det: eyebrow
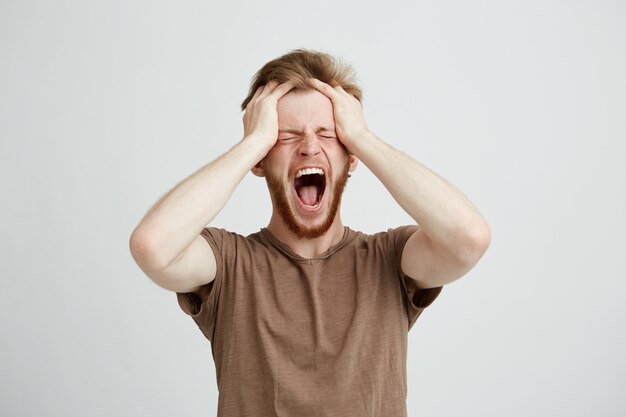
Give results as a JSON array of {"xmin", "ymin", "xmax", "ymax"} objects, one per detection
[{"xmin": 279, "ymin": 127, "xmax": 335, "ymax": 134}]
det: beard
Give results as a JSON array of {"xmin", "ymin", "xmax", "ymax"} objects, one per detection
[{"xmin": 265, "ymin": 159, "xmax": 350, "ymax": 239}]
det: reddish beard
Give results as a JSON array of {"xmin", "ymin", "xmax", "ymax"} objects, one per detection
[{"xmin": 265, "ymin": 160, "xmax": 350, "ymax": 239}]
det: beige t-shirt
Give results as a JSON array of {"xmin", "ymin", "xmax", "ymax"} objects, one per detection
[{"xmin": 176, "ymin": 225, "xmax": 443, "ymax": 417}]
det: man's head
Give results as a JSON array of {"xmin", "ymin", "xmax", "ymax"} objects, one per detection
[
  {"xmin": 241, "ymin": 49, "xmax": 362, "ymax": 111},
  {"xmin": 247, "ymin": 49, "xmax": 362, "ymax": 238}
]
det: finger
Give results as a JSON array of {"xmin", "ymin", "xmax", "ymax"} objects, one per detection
[
  {"xmin": 334, "ymin": 85, "xmax": 358, "ymax": 103},
  {"xmin": 268, "ymin": 80, "xmax": 296, "ymax": 100},
  {"xmin": 251, "ymin": 84, "xmax": 266, "ymax": 101},
  {"xmin": 246, "ymin": 84, "xmax": 266, "ymax": 110},
  {"xmin": 335, "ymin": 85, "xmax": 350, "ymax": 96},
  {"xmin": 305, "ymin": 78, "xmax": 340, "ymax": 101},
  {"xmin": 250, "ymin": 82, "xmax": 274, "ymax": 106},
  {"xmin": 331, "ymin": 84, "xmax": 361, "ymax": 107},
  {"xmin": 258, "ymin": 80, "xmax": 279, "ymax": 100}
]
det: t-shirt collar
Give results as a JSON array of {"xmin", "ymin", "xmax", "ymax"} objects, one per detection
[{"xmin": 259, "ymin": 226, "xmax": 356, "ymax": 261}]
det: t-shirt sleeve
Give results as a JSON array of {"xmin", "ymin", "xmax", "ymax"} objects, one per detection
[
  {"xmin": 175, "ymin": 227, "xmax": 227, "ymax": 342},
  {"xmin": 388, "ymin": 225, "xmax": 443, "ymax": 331}
]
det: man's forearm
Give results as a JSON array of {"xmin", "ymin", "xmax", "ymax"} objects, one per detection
[
  {"xmin": 351, "ymin": 131, "xmax": 490, "ymax": 259},
  {"xmin": 131, "ymin": 81, "xmax": 295, "ymax": 269},
  {"xmin": 131, "ymin": 135, "xmax": 267, "ymax": 269}
]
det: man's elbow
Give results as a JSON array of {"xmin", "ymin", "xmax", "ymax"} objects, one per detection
[
  {"xmin": 459, "ymin": 223, "xmax": 491, "ymax": 266},
  {"xmin": 129, "ymin": 227, "xmax": 166, "ymax": 271}
]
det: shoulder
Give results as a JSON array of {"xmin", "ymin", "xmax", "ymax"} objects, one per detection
[
  {"xmin": 201, "ymin": 227, "xmax": 264, "ymax": 243},
  {"xmin": 344, "ymin": 225, "xmax": 419, "ymax": 254},
  {"xmin": 348, "ymin": 225, "xmax": 418, "ymax": 243},
  {"xmin": 200, "ymin": 227, "xmax": 274, "ymax": 255}
]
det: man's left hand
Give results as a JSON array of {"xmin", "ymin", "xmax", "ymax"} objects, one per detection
[{"xmin": 305, "ymin": 78, "xmax": 370, "ymax": 153}]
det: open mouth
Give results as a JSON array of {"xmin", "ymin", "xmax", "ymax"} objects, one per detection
[{"xmin": 294, "ymin": 167, "xmax": 326, "ymax": 208}]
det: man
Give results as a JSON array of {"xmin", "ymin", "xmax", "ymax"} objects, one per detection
[{"xmin": 130, "ymin": 49, "xmax": 491, "ymax": 417}]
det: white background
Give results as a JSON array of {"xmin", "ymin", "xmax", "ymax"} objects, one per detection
[{"xmin": 1, "ymin": 0, "xmax": 625, "ymax": 416}]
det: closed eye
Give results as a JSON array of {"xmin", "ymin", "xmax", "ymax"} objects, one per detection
[
  {"xmin": 320, "ymin": 135, "xmax": 336, "ymax": 139},
  {"xmin": 279, "ymin": 137, "xmax": 298, "ymax": 141}
]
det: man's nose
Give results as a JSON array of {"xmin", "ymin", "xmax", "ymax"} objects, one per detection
[{"xmin": 298, "ymin": 133, "xmax": 322, "ymax": 157}]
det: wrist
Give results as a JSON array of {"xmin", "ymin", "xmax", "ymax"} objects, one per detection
[
  {"xmin": 240, "ymin": 133, "xmax": 275, "ymax": 160},
  {"xmin": 345, "ymin": 129, "xmax": 378, "ymax": 158},
  {"xmin": 236, "ymin": 133, "xmax": 265, "ymax": 156}
]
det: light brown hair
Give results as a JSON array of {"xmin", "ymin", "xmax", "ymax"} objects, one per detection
[{"xmin": 240, "ymin": 48, "xmax": 363, "ymax": 111}]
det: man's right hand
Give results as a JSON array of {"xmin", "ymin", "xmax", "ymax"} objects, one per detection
[
  {"xmin": 242, "ymin": 80, "xmax": 296, "ymax": 154},
  {"xmin": 130, "ymin": 80, "xmax": 296, "ymax": 295}
]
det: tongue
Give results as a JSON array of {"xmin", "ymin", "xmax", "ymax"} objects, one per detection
[{"xmin": 298, "ymin": 185, "xmax": 319, "ymax": 206}]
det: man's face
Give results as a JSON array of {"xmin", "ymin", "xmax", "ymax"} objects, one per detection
[{"xmin": 256, "ymin": 88, "xmax": 357, "ymax": 239}]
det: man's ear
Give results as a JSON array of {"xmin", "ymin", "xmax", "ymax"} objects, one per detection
[
  {"xmin": 251, "ymin": 160, "xmax": 266, "ymax": 177},
  {"xmin": 348, "ymin": 154, "xmax": 359, "ymax": 174}
]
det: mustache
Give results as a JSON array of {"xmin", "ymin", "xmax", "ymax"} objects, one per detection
[{"xmin": 264, "ymin": 162, "xmax": 350, "ymax": 239}]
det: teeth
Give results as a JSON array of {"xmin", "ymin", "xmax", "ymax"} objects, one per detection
[{"xmin": 296, "ymin": 167, "xmax": 324, "ymax": 178}]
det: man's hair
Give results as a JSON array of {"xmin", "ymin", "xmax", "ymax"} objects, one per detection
[{"xmin": 240, "ymin": 48, "xmax": 363, "ymax": 111}]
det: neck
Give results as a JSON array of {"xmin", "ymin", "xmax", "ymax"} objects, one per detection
[{"xmin": 266, "ymin": 213, "xmax": 346, "ymax": 259}]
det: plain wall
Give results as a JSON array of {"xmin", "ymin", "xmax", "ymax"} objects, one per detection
[{"xmin": 1, "ymin": 0, "xmax": 624, "ymax": 416}]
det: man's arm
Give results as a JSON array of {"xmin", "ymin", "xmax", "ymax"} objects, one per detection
[
  {"xmin": 306, "ymin": 78, "xmax": 491, "ymax": 288},
  {"xmin": 349, "ymin": 133, "xmax": 490, "ymax": 288},
  {"xmin": 129, "ymin": 81, "xmax": 294, "ymax": 292}
]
